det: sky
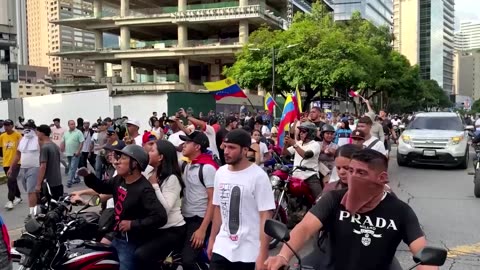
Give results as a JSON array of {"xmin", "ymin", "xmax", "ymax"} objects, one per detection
[{"xmin": 455, "ymin": 0, "xmax": 480, "ymax": 30}]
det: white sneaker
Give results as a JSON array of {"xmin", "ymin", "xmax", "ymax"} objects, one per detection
[
  {"xmin": 4, "ymin": 201, "xmax": 13, "ymax": 210},
  {"xmin": 13, "ymin": 197, "xmax": 22, "ymax": 206}
]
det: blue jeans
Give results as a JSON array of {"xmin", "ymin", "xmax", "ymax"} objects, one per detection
[
  {"xmin": 112, "ymin": 237, "xmax": 137, "ymax": 270},
  {"xmin": 66, "ymin": 155, "xmax": 80, "ymax": 185},
  {"xmin": 95, "ymin": 155, "xmax": 104, "ymax": 180}
]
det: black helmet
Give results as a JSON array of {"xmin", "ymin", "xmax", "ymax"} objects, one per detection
[
  {"xmin": 321, "ymin": 124, "xmax": 335, "ymax": 133},
  {"xmin": 114, "ymin": 144, "xmax": 149, "ymax": 171},
  {"xmin": 298, "ymin": 122, "xmax": 318, "ymax": 140}
]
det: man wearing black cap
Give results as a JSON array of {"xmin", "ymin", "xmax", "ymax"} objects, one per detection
[
  {"xmin": 216, "ymin": 116, "xmax": 238, "ymax": 165},
  {"xmin": 179, "ymin": 131, "xmax": 219, "ymax": 270},
  {"xmin": 208, "ymin": 129, "xmax": 275, "ymax": 270},
  {"xmin": 0, "ymin": 119, "xmax": 23, "ymax": 210}
]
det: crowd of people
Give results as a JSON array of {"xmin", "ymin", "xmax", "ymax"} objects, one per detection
[{"xmin": 0, "ymin": 102, "xmax": 434, "ymax": 270}]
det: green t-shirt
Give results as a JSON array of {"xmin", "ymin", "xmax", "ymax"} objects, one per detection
[{"xmin": 62, "ymin": 129, "xmax": 84, "ymax": 156}]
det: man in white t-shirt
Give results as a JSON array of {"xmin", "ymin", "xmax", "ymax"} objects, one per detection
[
  {"xmin": 168, "ymin": 118, "xmax": 186, "ymax": 164},
  {"xmin": 282, "ymin": 122, "xmax": 322, "ymax": 199},
  {"xmin": 178, "ymin": 108, "xmax": 220, "ymax": 158},
  {"xmin": 51, "ymin": 118, "xmax": 68, "ymax": 171},
  {"xmin": 475, "ymin": 117, "xmax": 480, "ymax": 132},
  {"xmin": 208, "ymin": 129, "xmax": 275, "ymax": 270},
  {"xmin": 357, "ymin": 116, "xmax": 387, "ymax": 156},
  {"xmin": 391, "ymin": 116, "xmax": 402, "ymax": 127},
  {"xmin": 9, "ymin": 120, "xmax": 40, "ymax": 220},
  {"xmin": 126, "ymin": 119, "xmax": 142, "ymax": 146}
]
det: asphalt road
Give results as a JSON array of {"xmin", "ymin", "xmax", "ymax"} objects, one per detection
[{"xmin": 3, "ymin": 149, "xmax": 480, "ymax": 269}]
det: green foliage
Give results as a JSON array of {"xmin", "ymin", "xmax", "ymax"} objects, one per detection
[{"xmin": 224, "ymin": 2, "xmax": 451, "ymax": 112}]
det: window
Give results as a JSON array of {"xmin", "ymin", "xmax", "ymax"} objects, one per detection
[
  {"xmin": 408, "ymin": 116, "xmax": 463, "ymax": 131},
  {"xmin": 26, "ymin": 92, "xmax": 32, "ymax": 96}
]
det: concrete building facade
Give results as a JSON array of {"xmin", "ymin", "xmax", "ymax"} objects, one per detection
[
  {"xmin": 0, "ymin": 0, "xmax": 19, "ymax": 99},
  {"xmin": 27, "ymin": 0, "xmax": 96, "ymax": 81},
  {"xmin": 455, "ymin": 21, "xmax": 480, "ymax": 52},
  {"xmin": 17, "ymin": 65, "xmax": 52, "ymax": 97},
  {"xmin": 50, "ymin": 0, "xmax": 296, "ymax": 93},
  {"xmin": 454, "ymin": 51, "xmax": 480, "ymax": 104},
  {"xmin": 393, "ymin": 0, "xmax": 455, "ymax": 94}
]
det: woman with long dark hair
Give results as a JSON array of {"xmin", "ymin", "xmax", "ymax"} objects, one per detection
[
  {"xmin": 334, "ymin": 119, "xmax": 352, "ymax": 147},
  {"xmin": 134, "ymin": 140, "xmax": 186, "ymax": 268}
]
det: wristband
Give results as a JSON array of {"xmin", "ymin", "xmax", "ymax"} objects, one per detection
[{"xmin": 277, "ymin": 254, "xmax": 289, "ymax": 264}]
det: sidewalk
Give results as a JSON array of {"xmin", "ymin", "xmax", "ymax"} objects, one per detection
[{"xmin": 0, "ymin": 171, "xmax": 87, "ymax": 240}]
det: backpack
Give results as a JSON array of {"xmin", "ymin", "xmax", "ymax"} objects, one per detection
[{"xmin": 182, "ymin": 162, "xmax": 207, "ymax": 188}]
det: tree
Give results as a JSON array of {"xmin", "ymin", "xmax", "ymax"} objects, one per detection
[
  {"xmin": 224, "ymin": 3, "xmax": 396, "ymax": 108},
  {"xmin": 224, "ymin": 2, "xmax": 451, "ymax": 112}
]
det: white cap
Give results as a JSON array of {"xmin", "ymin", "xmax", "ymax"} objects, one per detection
[
  {"xmin": 126, "ymin": 119, "xmax": 140, "ymax": 128},
  {"xmin": 84, "ymin": 119, "xmax": 90, "ymax": 123}
]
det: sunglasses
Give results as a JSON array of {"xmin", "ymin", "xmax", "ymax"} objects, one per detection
[{"xmin": 107, "ymin": 133, "xmax": 114, "ymax": 136}]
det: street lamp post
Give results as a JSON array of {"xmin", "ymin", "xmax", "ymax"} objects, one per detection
[{"xmin": 250, "ymin": 44, "xmax": 299, "ymax": 119}]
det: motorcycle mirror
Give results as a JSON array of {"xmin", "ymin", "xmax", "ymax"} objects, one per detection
[
  {"xmin": 412, "ymin": 246, "xmax": 447, "ymax": 267},
  {"xmin": 304, "ymin": 150, "xmax": 314, "ymax": 159},
  {"xmin": 264, "ymin": 219, "xmax": 290, "ymax": 242},
  {"xmin": 88, "ymin": 195, "xmax": 101, "ymax": 207}
]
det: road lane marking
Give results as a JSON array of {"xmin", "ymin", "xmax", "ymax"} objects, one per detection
[{"xmin": 448, "ymin": 242, "xmax": 480, "ymax": 258}]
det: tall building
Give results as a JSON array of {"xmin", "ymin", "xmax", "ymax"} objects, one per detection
[
  {"xmin": 18, "ymin": 65, "xmax": 52, "ymax": 97},
  {"xmin": 454, "ymin": 51, "xmax": 480, "ymax": 103},
  {"xmin": 393, "ymin": 0, "xmax": 455, "ymax": 94},
  {"xmin": 27, "ymin": 0, "xmax": 95, "ymax": 81},
  {"xmin": 332, "ymin": 0, "xmax": 394, "ymax": 27},
  {"xmin": 0, "ymin": 0, "xmax": 18, "ymax": 99},
  {"xmin": 16, "ymin": 0, "xmax": 28, "ymax": 65},
  {"xmin": 455, "ymin": 21, "xmax": 480, "ymax": 51},
  {"xmin": 50, "ymin": 0, "xmax": 296, "ymax": 93}
]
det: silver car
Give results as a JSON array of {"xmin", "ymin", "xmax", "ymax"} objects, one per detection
[{"xmin": 397, "ymin": 112, "xmax": 472, "ymax": 169}]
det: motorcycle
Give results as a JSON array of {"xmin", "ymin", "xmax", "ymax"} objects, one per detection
[
  {"xmin": 269, "ymin": 150, "xmax": 315, "ymax": 249},
  {"xmin": 264, "ymin": 219, "xmax": 448, "ymax": 270},
  {"xmin": 467, "ymin": 131, "xmax": 480, "ymax": 198},
  {"xmin": 13, "ymin": 194, "xmax": 120, "ymax": 270}
]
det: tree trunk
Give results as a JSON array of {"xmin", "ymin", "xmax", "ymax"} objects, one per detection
[{"xmin": 304, "ymin": 86, "xmax": 318, "ymax": 110}]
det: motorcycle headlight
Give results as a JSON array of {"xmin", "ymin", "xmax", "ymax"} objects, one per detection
[{"xmin": 270, "ymin": 175, "xmax": 281, "ymax": 186}]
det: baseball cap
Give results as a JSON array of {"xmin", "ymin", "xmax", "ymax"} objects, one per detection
[
  {"xmin": 126, "ymin": 119, "xmax": 140, "ymax": 128},
  {"xmin": 104, "ymin": 140, "xmax": 126, "ymax": 151},
  {"xmin": 180, "ymin": 131, "xmax": 209, "ymax": 150},
  {"xmin": 3, "ymin": 119, "xmax": 13, "ymax": 126},
  {"xmin": 107, "ymin": 127, "xmax": 115, "ymax": 135},
  {"xmin": 142, "ymin": 131, "xmax": 160, "ymax": 145},
  {"xmin": 226, "ymin": 116, "xmax": 237, "ymax": 125},
  {"xmin": 224, "ymin": 129, "xmax": 252, "ymax": 149},
  {"xmin": 351, "ymin": 129, "xmax": 366, "ymax": 140}
]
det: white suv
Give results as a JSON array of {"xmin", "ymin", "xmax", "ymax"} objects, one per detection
[{"xmin": 397, "ymin": 112, "xmax": 471, "ymax": 169}]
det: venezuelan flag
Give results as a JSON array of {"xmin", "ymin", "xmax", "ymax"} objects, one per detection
[
  {"xmin": 0, "ymin": 215, "xmax": 10, "ymax": 259},
  {"xmin": 203, "ymin": 78, "xmax": 247, "ymax": 101},
  {"xmin": 348, "ymin": 89, "xmax": 361, "ymax": 97},
  {"xmin": 264, "ymin": 93, "xmax": 276, "ymax": 112},
  {"xmin": 292, "ymin": 85, "xmax": 302, "ymax": 119},
  {"xmin": 277, "ymin": 94, "xmax": 298, "ymax": 147}
]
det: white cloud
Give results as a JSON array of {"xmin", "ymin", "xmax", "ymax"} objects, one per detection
[{"xmin": 455, "ymin": 0, "xmax": 480, "ymax": 30}]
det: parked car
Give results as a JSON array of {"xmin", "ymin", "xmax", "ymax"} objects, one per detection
[{"xmin": 397, "ymin": 112, "xmax": 473, "ymax": 169}]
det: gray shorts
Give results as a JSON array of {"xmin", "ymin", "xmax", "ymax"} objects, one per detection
[{"xmin": 19, "ymin": 167, "xmax": 40, "ymax": 193}]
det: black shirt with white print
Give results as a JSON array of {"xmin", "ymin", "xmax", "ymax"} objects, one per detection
[{"xmin": 309, "ymin": 189, "xmax": 424, "ymax": 270}]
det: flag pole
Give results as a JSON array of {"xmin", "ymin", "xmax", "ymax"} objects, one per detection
[{"xmin": 246, "ymin": 97, "xmax": 257, "ymax": 112}]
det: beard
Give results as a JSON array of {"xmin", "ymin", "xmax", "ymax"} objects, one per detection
[{"xmin": 225, "ymin": 153, "xmax": 243, "ymax": 165}]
